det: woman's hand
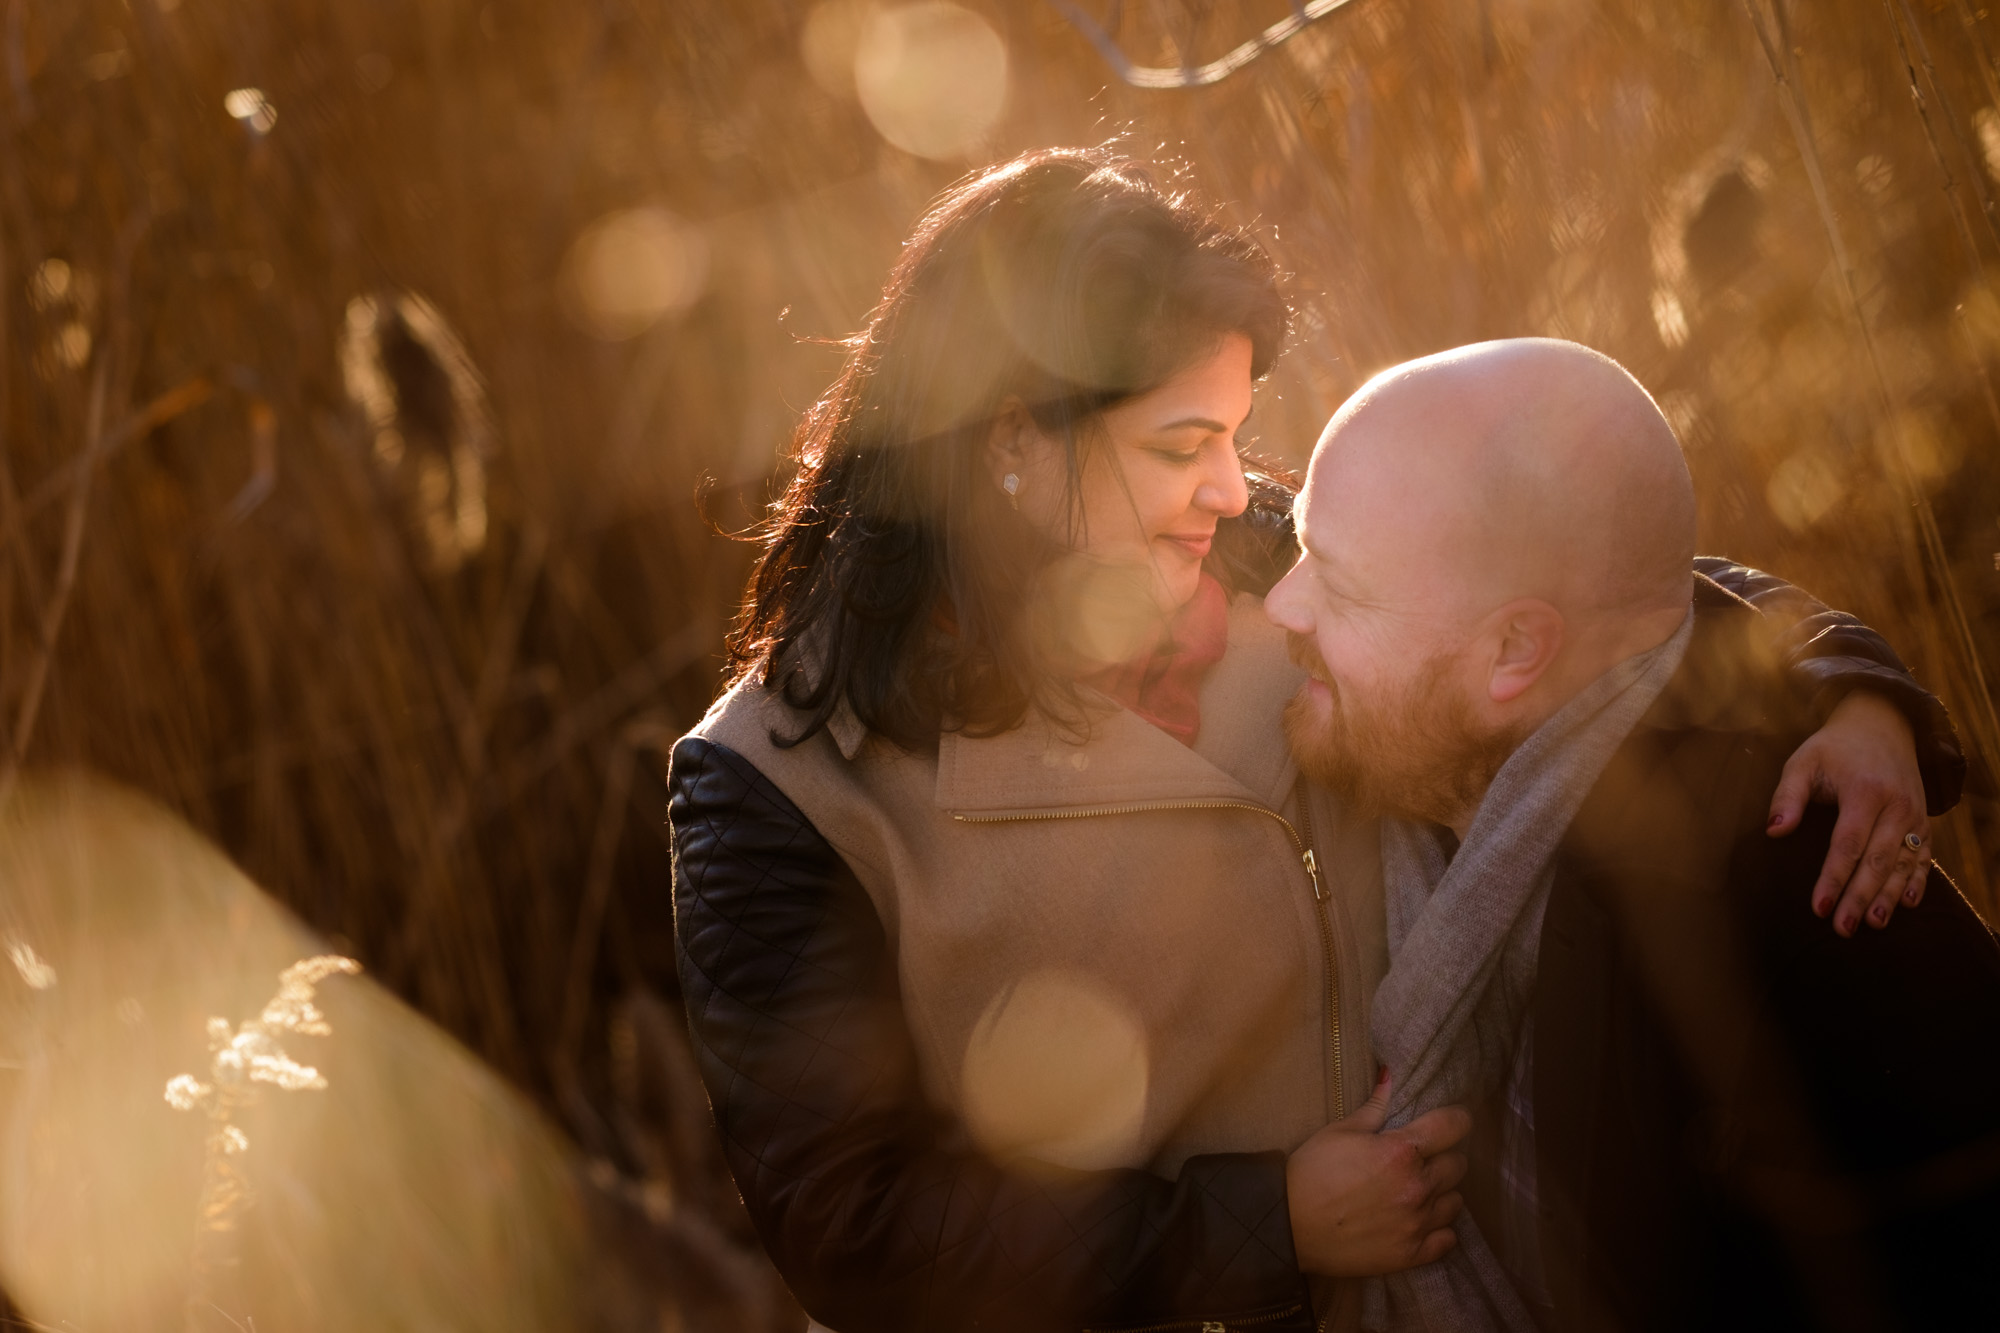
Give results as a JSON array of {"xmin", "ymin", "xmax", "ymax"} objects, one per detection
[
  {"xmin": 1768, "ymin": 690, "xmax": 1930, "ymax": 937},
  {"xmin": 1285, "ymin": 1074, "xmax": 1469, "ymax": 1277}
]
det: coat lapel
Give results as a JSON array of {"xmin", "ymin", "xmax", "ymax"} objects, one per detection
[{"xmin": 935, "ymin": 593, "xmax": 1305, "ymax": 814}]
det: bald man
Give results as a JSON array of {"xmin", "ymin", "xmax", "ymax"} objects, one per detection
[{"xmin": 1265, "ymin": 339, "xmax": 2000, "ymax": 1332}]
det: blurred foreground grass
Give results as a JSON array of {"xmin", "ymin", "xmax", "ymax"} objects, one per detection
[
  {"xmin": 2, "ymin": 0, "xmax": 1997, "ymax": 1327},
  {"xmin": 2, "ymin": 775, "xmax": 583, "ymax": 1330}
]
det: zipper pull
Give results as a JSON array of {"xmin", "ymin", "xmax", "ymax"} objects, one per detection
[{"xmin": 1302, "ymin": 848, "xmax": 1324, "ymax": 901}]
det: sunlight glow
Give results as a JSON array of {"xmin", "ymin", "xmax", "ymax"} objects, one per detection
[
  {"xmin": 855, "ymin": 3, "xmax": 1007, "ymax": 160},
  {"xmin": 959, "ymin": 969, "xmax": 1149, "ymax": 1170},
  {"xmin": 560, "ymin": 206, "xmax": 710, "ymax": 340},
  {"xmin": 802, "ymin": 0, "xmax": 872, "ymax": 99},
  {"xmin": 222, "ymin": 87, "xmax": 277, "ymax": 133}
]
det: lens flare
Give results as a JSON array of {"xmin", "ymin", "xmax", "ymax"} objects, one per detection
[
  {"xmin": 854, "ymin": 3, "xmax": 1007, "ymax": 160},
  {"xmin": 1766, "ymin": 450, "xmax": 1846, "ymax": 531},
  {"xmin": 802, "ymin": 0, "xmax": 872, "ymax": 99},
  {"xmin": 560, "ymin": 206, "xmax": 711, "ymax": 340},
  {"xmin": 959, "ymin": 969, "xmax": 1148, "ymax": 1170},
  {"xmin": 222, "ymin": 87, "xmax": 277, "ymax": 133}
]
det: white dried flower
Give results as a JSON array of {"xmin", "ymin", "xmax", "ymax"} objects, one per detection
[
  {"xmin": 164, "ymin": 955, "xmax": 359, "ymax": 1263},
  {"xmin": 258, "ymin": 955, "xmax": 360, "ymax": 1036},
  {"xmin": 5, "ymin": 936, "xmax": 56, "ymax": 990},
  {"xmin": 164, "ymin": 954, "xmax": 358, "ymax": 1123},
  {"xmin": 232, "ymin": 1025, "xmax": 327, "ymax": 1091},
  {"xmin": 164, "ymin": 1073, "xmax": 213, "ymax": 1112}
]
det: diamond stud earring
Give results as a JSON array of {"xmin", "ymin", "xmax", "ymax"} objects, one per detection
[{"xmin": 1002, "ymin": 473, "xmax": 1020, "ymax": 509}]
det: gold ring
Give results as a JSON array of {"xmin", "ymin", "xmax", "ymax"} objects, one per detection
[{"xmin": 1903, "ymin": 832, "xmax": 1924, "ymax": 852}]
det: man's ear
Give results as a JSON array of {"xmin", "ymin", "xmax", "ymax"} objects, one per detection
[
  {"xmin": 984, "ymin": 397, "xmax": 1039, "ymax": 493},
  {"xmin": 1483, "ymin": 598, "xmax": 1565, "ymax": 704}
]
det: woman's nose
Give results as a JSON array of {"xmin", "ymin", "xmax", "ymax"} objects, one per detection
[{"xmin": 1196, "ymin": 450, "xmax": 1250, "ymax": 517}]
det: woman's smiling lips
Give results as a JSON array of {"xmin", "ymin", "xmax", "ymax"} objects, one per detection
[{"xmin": 1159, "ymin": 532, "xmax": 1213, "ymax": 560}]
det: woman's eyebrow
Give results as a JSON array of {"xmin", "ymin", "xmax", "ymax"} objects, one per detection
[{"xmin": 1153, "ymin": 415, "xmax": 1231, "ymax": 433}]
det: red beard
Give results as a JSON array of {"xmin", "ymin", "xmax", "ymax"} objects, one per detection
[{"xmin": 1283, "ymin": 632, "xmax": 1524, "ymax": 828}]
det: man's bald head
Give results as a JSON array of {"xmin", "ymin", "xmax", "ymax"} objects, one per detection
[
  {"xmin": 1267, "ymin": 339, "xmax": 1698, "ymax": 830},
  {"xmin": 1303, "ymin": 338, "xmax": 1695, "ymax": 636}
]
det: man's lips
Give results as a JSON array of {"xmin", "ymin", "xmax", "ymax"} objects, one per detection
[
  {"xmin": 1159, "ymin": 532, "xmax": 1213, "ymax": 559},
  {"xmin": 1284, "ymin": 632, "xmax": 1334, "ymax": 704}
]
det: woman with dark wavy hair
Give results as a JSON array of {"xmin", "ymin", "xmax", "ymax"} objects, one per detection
[{"xmin": 667, "ymin": 147, "xmax": 1956, "ymax": 1333}]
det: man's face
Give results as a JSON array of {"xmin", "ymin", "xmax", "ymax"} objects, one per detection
[
  {"xmin": 1278, "ymin": 629, "xmax": 1517, "ymax": 828},
  {"xmin": 1264, "ymin": 442, "xmax": 1522, "ymax": 829}
]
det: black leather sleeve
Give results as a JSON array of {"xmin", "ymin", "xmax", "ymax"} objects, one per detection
[
  {"xmin": 669, "ymin": 735, "xmax": 1316, "ymax": 1333},
  {"xmin": 1693, "ymin": 556, "xmax": 1966, "ymax": 815}
]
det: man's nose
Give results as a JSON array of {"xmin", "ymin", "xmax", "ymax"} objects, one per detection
[{"xmin": 1264, "ymin": 563, "xmax": 1310, "ymax": 631}]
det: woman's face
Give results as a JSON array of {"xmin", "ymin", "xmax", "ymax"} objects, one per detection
[{"xmin": 999, "ymin": 333, "xmax": 1254, "ymax": 620}]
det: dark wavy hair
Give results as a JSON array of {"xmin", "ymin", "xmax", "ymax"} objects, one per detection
[{"xmin": 727, "ymin": 146, "xmax": 1295, "ymax": 748}]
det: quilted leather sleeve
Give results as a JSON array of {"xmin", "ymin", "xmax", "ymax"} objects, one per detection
[
  {"xmin": 1694, "ymin": 556, "xmax": 1966, "ymax": 814},
  {"xmin": 669, "ymin": 735, "xmax": 1316, "ymax": 1333}
]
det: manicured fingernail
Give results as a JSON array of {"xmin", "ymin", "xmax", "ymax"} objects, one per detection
[
  {"xmin": 1768, "ymin": 813, "xmax": 1783, "ymax": 829},
  {"xmin": 1837, "ymin": 912, "xmax": 1857, "ymax": 934},
  {"xmin": 1872, "ymin": 903, "xmax": 1888, "ymax": 924},
  {"xmin": 1905, "ymin": 885, "xmax": 1922, "ymax": 906}
]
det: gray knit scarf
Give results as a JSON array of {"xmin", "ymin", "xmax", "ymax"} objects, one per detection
[{"xmin": 1360, "ymin": 611, "xmax": 1693, "ymax": 1333}]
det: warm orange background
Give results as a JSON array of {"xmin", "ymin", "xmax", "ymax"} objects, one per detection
[{"xmin": 3, "ymin": 2, "xmax": 1996, "ymax": 1326}]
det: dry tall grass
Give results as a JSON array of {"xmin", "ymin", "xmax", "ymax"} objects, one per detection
[{"xmin": 2, "ymin": 0, "xmax": 1995, "ymax": 1327}]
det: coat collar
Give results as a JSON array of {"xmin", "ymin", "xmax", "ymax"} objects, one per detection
[
  {"xmin": 934, "ymin": 593, "xmax": 1305, "ymax": 814},
  {"xmin": 828, "ymin": 696, "xmax": 868, "ymax": 760}
]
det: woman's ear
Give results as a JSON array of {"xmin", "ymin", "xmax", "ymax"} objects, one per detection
[
  {"xmin": 1485, "ymin": 599, "xmax": 1565, "ymax": 704},
  {"xmin": 984, "ymin": 398, "xmax": 1038, "ymax": 495}
]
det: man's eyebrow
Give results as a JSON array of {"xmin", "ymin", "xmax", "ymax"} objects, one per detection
[{"xmin": 1294, "ymin": 526, "xmax": 1341, "ymax": 575}]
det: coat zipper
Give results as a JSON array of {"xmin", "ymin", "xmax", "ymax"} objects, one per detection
[
  {"xmin": 950, "ymin": 794, "xmax": 1344, "ymax": 1120},
  {"xmin": 1290, "ymin": 790, "xmax": 1343, "ymax": 1333},
  {"xmin": 1290, "ymin": 783, "xmax": 1345, "ymax": 1122}
]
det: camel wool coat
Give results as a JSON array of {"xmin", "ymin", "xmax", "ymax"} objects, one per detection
[{"xmin": 690, "ymin": 592, "xmax": 1386, "ymax": 1179}]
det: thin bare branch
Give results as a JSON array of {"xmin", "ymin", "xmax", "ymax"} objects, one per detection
[
  {"xmin": 12, "ymin": 375, "xmax": 215, "ymax": 531},
  {"xmin": 1048, "ymin": 0, "xmax": 1361, "ymax": 89},
  {"xmin": 0, "ymin": 355, "xmax": 108, "ymax": 807},
  {"xmin": 1885, "ymin": 0, "xmax": 2000, "ymax": 258},
  {"xmin": 558, "ymin": 715, "xmax": 677, "ymax": 1070}
]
